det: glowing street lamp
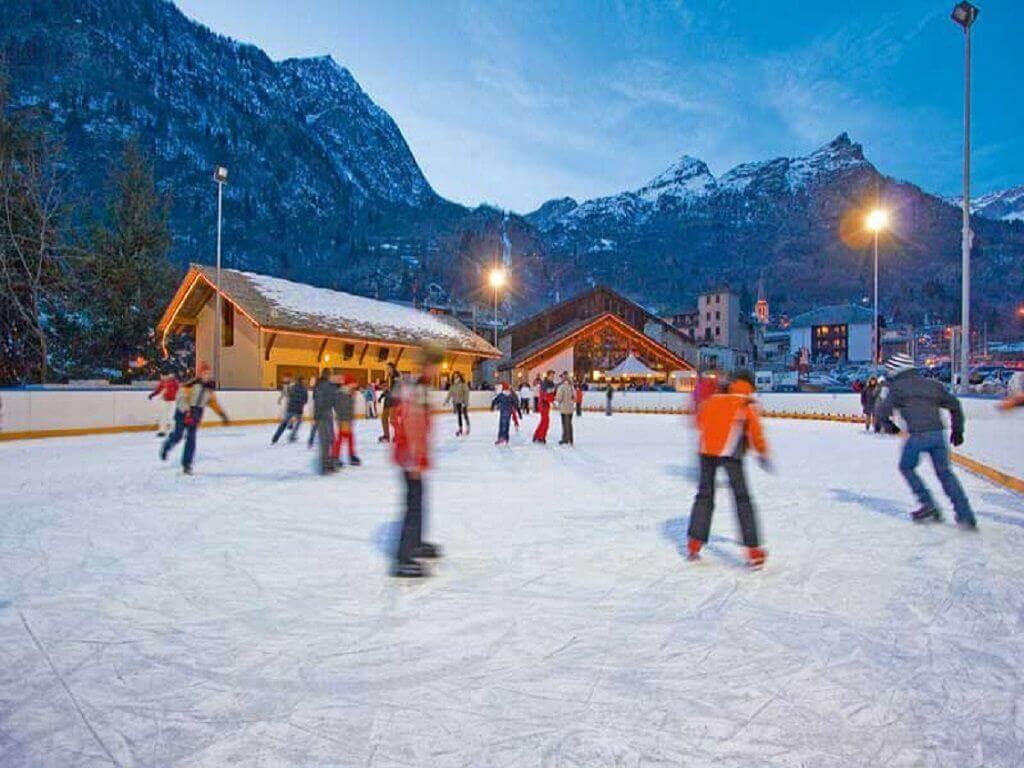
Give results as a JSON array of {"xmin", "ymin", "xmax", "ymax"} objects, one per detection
[
  {"xmin": 212, "ymin": 166, "xmax": 228, "ymax": 387},
  {"xmin": 866, "ymin": 208, "xmax": 888, "ymax": 366},
  {"xmin": 488, "ymin": 267, "xmax": 506, "ymax": 347},
  {"xmin": 952, "ymin": 1, "xmax": 979, "ymax": 391}
]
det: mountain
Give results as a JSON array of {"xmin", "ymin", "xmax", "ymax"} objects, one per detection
[
  {"xmin": 4, "ymin": 0, "xmax": 1023, "ymax": 332},
  {"xmin": 971, "ymin": 186, "xmax": 1024, "ymax": 222},
  {"xmin": 528, "ymin": 134, "xmax": 1024, "ymax": 331},
  {"xmin": 0, "ymin": 0, "xmax": 489, "ymax": 300}
]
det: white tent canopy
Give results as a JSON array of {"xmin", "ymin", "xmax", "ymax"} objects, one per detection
[{"xmin": 605, "ymin": 353, "xmax": 662, "ymax": 378}]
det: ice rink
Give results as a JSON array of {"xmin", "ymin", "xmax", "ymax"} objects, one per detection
[{"xmin": 1, "ymin": 411, "xmax": 1023, "ymax": 767}]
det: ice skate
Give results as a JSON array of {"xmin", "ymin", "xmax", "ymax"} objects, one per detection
[
  {"xmin": 747, "ymin": 547, "xmax": 767, "ymax": 570},
  {"xmin": 686, "ymin": 538, "xmax": 703, "ymax": 561},
  {"xmin": 349, "ymin": 456, "xmax": 362, "ymax": 466},
  {"xmin": 911, "ymin": 505, "xmax": 942, "ymax": 523},
  {"xmin": 412, "ymin": 542, "xmax": 443, "ymax": 559},
  {"xmin": 956, "ymin": 517, "xmax": 978, "ymax": 531},
  {"xmin": 391, "ymin": 559, "xmax": 428, "ymax": 578}
]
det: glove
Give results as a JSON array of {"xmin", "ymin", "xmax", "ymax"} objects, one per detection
[
  {"xmin": 757, "ymin": 455, "xmax": 773, "ymax": 473},
  {"xmin": 183, "ymin": 411, "xmax": 195, "ymax": 427},
  {"xmin": 951, "ymin": 431, "xmax": 964, "ymax": 447}
]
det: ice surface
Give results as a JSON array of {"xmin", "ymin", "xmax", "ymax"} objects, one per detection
[{"xmin": 1, "ymin": 414, "xmax": 1022, "ymax": 766}]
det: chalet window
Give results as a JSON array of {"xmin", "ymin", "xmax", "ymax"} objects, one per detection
[
  {"xmin": 715, "ymin": 294, "xmax": 720, "ymax": 303},
  {"xmin": 221, "ymin": 301, "xmax": 234, "ymax": 347},
  {"xmin": 377, "ymin": 346, "xmax": 389, "ymax": 362},
  {"xmin": 343, "ymin": 343, "xmax": 355, "ymax": 360},
  {"xmin": 706, "ymin": 312, "xmax": 711, "ymax": 321}
]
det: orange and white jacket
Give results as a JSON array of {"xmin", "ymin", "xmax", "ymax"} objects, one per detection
[{"xmin": 695, "ymin": 379, "xmax": 768, "ymax": 458}]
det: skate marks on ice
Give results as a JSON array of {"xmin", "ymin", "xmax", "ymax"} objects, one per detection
[
  {"xmin": 2, "ymin": 415, "xmax": 1024, "ymax": 765},
  {"xmin": 831, "ymin": 487, "xmax": 1024, "ymax": 529}
]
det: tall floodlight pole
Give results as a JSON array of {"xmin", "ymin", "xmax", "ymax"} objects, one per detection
[
  {"xmin": 952, "ymin": 1, "xmax": 979, "ymax": 391},
  {"xmin": 213, "ymin": 166, "xmax": 229, "ymax": 387},
  {"xmin": 866, "ymin": 209, "xmax": 889, "ymax": 367}
]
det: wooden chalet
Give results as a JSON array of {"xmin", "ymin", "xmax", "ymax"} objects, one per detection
[{"xmin": 157, "ymin": 265, "xmax": 500, "ymax": 389}]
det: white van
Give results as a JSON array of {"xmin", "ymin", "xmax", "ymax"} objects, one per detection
[{"xmin": 755, "ymin": 371, "xmax": 774, "ymax": 392}]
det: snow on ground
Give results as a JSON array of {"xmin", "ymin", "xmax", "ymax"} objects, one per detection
[{"xmin": 1, "ymin": 413, "xmax": 1023, "ymax": 767}]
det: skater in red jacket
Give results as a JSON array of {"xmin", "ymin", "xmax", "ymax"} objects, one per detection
[
  {"xmin": 391, "ymin": 344, "xmax": 445, "ymax": 578},
  {"xmin": 532, "ymin": 370, "xmax": 556, "ymax": 444},
  {"xmin": 148, "ymin": 371, "xmax": 179, "ymax": 437}
]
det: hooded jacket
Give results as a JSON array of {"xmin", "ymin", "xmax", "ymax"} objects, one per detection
[
  {"xmin": 876, "ymin": 369, "xmax": 964, "ymax": 435},
  {"xmin": 695, "ymin": 379, "xmax": 767, "ymax": 458}
]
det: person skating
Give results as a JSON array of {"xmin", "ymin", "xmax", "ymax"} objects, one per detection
[
  {"xmin": 272, "ymin": 376, "xmax": 308, "ymax": 444},
  {"xmin": 875, "ymin": 353, "xmax": 977, "ymax": 528},
  {"xmin": 311, "ymin": 370, "xmax": 338, "ymax": 473},
  {"xmin": 363, "ymin": 384, "xmax": 376, "ymax": 418},
  {"xmin": 307, "ymin": 374, "xmax": 322, "ymax": 448},
  {"xmin": 391, "ymin": 345, "xmax": 445, "ymax": 578},
  {"xmin": 574, "ymin": 381, "xmax": 584, "ymax": 417},
  {"xmin": 532, "ymin": 371, "xmax": 556, "ymax": 444},
  {"xmin": 148, "ymin": 370, "xmax": 179, "ymax": 436},
  {"xmin": 331, "ymin": 374, "xmax": 361, "ymax": 466},
  {"xmin": 1000, "ymin": 371, "xmax": 1024, "ymax": 410},
  {"xmin": 555, "ymin": 372, "xmax": 575, "ymax": 445},
  {"xmin": 491, "ymin": 383, "xmax": 519, "ymax": 444},
  {"xmin": 860, "ymin": 376, "xmax": 879, "ymax": 432},
  {"xmin": 532, "ymin": 375, "xmax": 542, "ymax": 413},
  {"xmin": 445, "ymin": 371, "xmax": 471, "ymax": 436},
  {"xmin": 378, "ymin": 362, "xmax": 400, "ymax": 443},
  {"xmin": 160, "ymin": 362, "xmax": 229, "ymax": 474},
  {"xmin": 686, "ymin": 369, "xmax": 769, "ymax": 569},
  {"xmin": 518, "ymin": 381, "xmax": 532, "ymax": 414}
]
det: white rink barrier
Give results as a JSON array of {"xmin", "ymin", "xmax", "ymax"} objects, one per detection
[{"xmin": 0, "ymin": 388, "xmax": 1013, "ymax": 438}]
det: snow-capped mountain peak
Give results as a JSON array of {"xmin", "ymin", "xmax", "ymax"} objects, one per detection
[
  {"xmin": 971, "ymin": 185, "xmax": 1024, "ymax": 222},
  {"xmin": 718, "ymin": 133, "xmax": 870, "ymax": 194},
  {"xmin": 637, "ymin": 155, "xmax": 717, "ymax": 202}
]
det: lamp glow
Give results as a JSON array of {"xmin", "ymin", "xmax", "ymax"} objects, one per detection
[
  {"xmin": 866, "ymin": 209, "xmax": 889, "ymax": 232},
  {"xmin": 488, "ymin": 268, "xmax": 507, "ymax": 289}
]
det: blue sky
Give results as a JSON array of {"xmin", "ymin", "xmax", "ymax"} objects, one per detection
[{"xmin": 175, "ymin": 0, "xmax": 1022, "ymax": 212}]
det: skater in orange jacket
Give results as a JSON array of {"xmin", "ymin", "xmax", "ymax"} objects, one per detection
[{"xmin": 686, "ymin": 369, "xmax": 770, "ymax": 569}]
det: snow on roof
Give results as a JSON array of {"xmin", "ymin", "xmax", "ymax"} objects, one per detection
[
  {"xmin": 787, "ymin": 304, "xmax": 874, "ymax": 329},
  {"xmin": 189, "ymin": 265, "xmax": 499, "ymax": 357}
]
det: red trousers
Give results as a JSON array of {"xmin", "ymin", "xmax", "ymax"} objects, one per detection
[
  {"xmin": 331, "ymin": 423, "xmax": 355, "ymax": 460},
  {"xmin": 533, "ymin": 405, "xmax": 550, "ymax": 441}
]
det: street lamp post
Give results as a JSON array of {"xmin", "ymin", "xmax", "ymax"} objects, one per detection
[
  {"xmin": 866, "ymin": 208, "xmax": 889, "ymax": 367},
  {"xmin": 952, "ymin": 1, "xmax": 979, "ymax": 391},
  {"xmin": 488, "ymin": 267, "xmax": 507, "ymax": 348},
  {"xmin": 213, "ymin": 166, "xmax": 228, "ymax": 387}
]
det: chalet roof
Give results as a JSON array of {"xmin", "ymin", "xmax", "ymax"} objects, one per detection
[
  {"xmin": 499, "ymin": 312, "xmax": 693, "ymax": 372},
  {"xmin": 158, "ymin": 265, "xmax": 500, "ymax": 358},
  {"xmin": 787, "ymin": 304, "xmax": 874, "ymax": 329}
]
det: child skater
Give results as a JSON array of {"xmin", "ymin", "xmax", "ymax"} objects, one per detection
[{"xmin": 492, "ymin": 383, "xmax": 518, "ymax": 445}]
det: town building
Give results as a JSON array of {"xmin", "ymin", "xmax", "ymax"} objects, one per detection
[
  {"xmin": 696, "ymin": 287, "xmax": 749, "ymax": 350},
  {"xmin": 157, "ymin": 265, "xmax": 500, "ymax": 389},
  {"xmin": 786, "ymin": 304, "xmax": 875, "ymax": 364},
  {"xmin": 497, "ymin": 286, "xmax": 697, "ymax": 389}
]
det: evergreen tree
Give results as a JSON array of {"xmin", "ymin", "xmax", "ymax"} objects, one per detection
[{"xmin": 79, "ymin": 140, "xmax": 175, "ymax": 381}]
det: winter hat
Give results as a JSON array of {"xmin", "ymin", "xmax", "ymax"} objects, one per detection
[
  {"xmin": 732, "ymin": 368, "xmax": 756, "ymax": 388},
  {"xmin": 885, "ymin": 353, "xmax": 916, "ymax": 377}
]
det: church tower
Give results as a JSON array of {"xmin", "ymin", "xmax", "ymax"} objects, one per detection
[{"xmin": 754, "ymin": 269, "xmax": 769, "ymax": 325}]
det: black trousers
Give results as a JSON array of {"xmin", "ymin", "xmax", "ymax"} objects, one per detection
[
  {"xmin": 688, "ymin": 455, "xmax": 760, "ymax": 548},
  {"xmin": 397, "ymin": 471, "xmax": 424, "ymax": 563},
  {"xmin": 455, "ymin": 404, "xmax": 470, "ymax": 433},
  {"xmin": 559, "ymin": 413, "xmax": 574, "ymax": 444}
]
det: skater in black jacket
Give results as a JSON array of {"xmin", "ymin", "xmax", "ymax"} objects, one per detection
[
  {"xmin": 876, "ymin": 353, "xmax": 977, "ymax": 528},
  {"xmin": 272, "ymin": 377, "xmax": 308, "ymax": 443},
  {"xmin": 311, "ymin": 372, "xmax": 338, "ymax": 473}
]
